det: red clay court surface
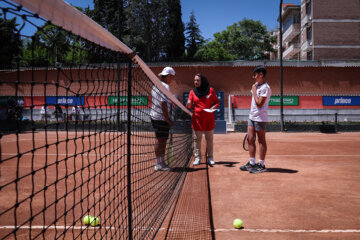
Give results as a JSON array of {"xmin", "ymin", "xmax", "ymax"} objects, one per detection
[
  {"xmin": 1, "ymin": 132, "xmax": 360, "ymax": 239},
  {"xmin": 209, "ymin": 132, "xmax": 360, "ymax": 240}
]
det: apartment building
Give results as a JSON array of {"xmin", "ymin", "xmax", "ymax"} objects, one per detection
[{"xmin": 271, "ymin": 0, "xmax": 360, "ymax": 61}]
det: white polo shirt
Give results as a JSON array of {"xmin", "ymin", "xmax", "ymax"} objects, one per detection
[
  {"xmin": 249, "ymin": 82, "xmax": 271, "ymax": 122},
  {"xmin": 150, "ymin": 82, "xmax": 171, "ymax": 121}
]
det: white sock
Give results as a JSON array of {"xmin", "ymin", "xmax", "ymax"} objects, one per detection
[
  {"xmin": 249, "ymin": 158, "xmax": 256, "ymax": 165},
  {"xmin": 259, "ymin": 160, "xmax": 265, "ymax": 167}
]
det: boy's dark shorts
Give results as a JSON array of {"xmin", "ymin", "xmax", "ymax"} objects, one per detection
[
  {"xmin": 248, "ymin": 119, "xmax": 267, "ymax": 131},
  {"xmin": 151, "ymin": 119, "xmax": 170, "ymax": 139}
]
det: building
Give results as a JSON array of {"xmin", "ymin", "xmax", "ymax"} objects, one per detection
[{"xmin": 272, "ymin": 0, "xmax": 360, "ymax": 61}]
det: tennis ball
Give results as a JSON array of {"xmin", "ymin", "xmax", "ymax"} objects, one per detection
[
  {"xmin": 83, "ymin": 215, "xmax": 92, "ymax": 225},
  {"xmin": 90, "ymin": 217, "xmax": 100, "ymax": 227},
  {"xmin": 233, "ymin": 218, "xmax": 243, "ymax": 229}
]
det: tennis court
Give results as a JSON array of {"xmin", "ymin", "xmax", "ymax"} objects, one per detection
[
  {"xmin": 209, "ymin": 132, "xmax": 360, "ymax": 240},
  {"xmin": 1, "ymin": 0, "xmax": 360, "ymax": 239}
]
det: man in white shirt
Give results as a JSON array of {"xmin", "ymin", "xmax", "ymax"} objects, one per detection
[
  {"xmin": 240, "ymin": 65, "xmax": 271, "ymax": 173},
  {"xmin": 71, "ymin": 104, "xmax": 80, "ymax": 121},
  {"xmin": 150, "ymin": 67, "xmax": 175, "ymax": 171},
  {"xmin": 40, "ymin": 105, "xmax": 49, "ymax": 120}
]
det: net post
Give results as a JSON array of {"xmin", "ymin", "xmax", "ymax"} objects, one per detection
[{"xmin": 126, "ymin": 59, "xmax": 133, "ymax": 240}]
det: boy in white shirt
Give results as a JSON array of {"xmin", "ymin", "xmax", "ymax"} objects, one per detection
[
  {"xmin": 240, "ymin": 65, "xmax": 271, "ymax": 173},
  {"xmin": 150, "ymin": 67, "xmax": 175, "ymax": 171}
]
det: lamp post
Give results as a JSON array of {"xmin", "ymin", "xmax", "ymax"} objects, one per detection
[{"xmin": 279, "ymin": 0, "xmax": 284, "ymax": 131}]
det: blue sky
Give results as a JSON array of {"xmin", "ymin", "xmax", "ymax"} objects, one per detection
[
  {"xmin": 64, "ymin": 0, "xmax": 301, "ymax": 40},
  {"xmin": 4, "ymin": 0, "xmax": 301, "ymax": 40}
]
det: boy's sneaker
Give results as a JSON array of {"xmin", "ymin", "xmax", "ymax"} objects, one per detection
[
  {"xmin": 240, "ymin": 161, "xmax": 255, "ymax": 171},
  {"xmin": 208, "ymin": 157, "xmax": 215, "ymax": 165},
  {"xmin": 249, "ymin": 163, "xmax": 268, "ymax": 174},
  {"xmin": 154, "ymin": 162, "xmax": 170, "ymax": 171},
  {"xmin": 193, "ymin": 157, "xmax": 201, "ymax": 166}
]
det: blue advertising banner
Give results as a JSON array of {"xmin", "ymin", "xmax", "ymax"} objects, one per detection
[
  {"xmin": 183, "ymin": 91, "xmax": 224, "ymax": 120},
  {"xmin": 323, "ymin": 96, "xmax": 360, "ymax": 106},
  {"xmin": 46, "ymin": 96, "xmax": 84, "ymax": 106}
]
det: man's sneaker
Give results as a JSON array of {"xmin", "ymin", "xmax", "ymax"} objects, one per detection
[
  {"xmin": 193, "ymin": 157, "xmax": 201, "ymax": 166},
  {"xmin": 154, "ymin": 162, "xmax": 170, "ymax": 171},
  {"xmin": 208, "ymin": 157, "xmax": 215, "ymax": 165},
  {"xmin": 249, "ymin": 163, "xmax": 267, "ymax": 174},
  {"xmin": 240, "ymin": 161, "xmax": 255, "ymax": 171}
]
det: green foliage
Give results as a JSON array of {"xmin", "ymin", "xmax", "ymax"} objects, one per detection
[
  {"xmin": 87, "ymin": 0, "xmax": 185, "ymax": 62},
  {"xmin": 185, "ymin": 10, "xmax": 204, "ymax": 60},
  {"xmin": 0, "ymin": 14, "xmax": 21, "ymax": 66},
  {"xmin": 197, "ymin": 18, "xmax": 276, "ymax": 61},
  {"xmin": 165, "ymin": 0, "xmax": 185, "ymax": 61},
  {"xmin": 21, "ymin": 24, "xmax": 91, "ymax": 66},
  {"xmin": 194, "ymin": 41, "xmax": 235, "ymax": 61}
]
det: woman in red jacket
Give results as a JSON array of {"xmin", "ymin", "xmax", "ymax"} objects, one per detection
[{"xmin": 186, "ymin": 74, "xmax": 219, "ymax": 166}]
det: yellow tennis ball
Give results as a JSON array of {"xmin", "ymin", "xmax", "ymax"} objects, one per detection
[
  {"xmin": 90, "ymin": 217, "xmax": 100, "ymax": 227},
  {"xmin": 233, "ymin": 218, "xmax": 243, "ymax": 229},
  {"xmin": 83, "ymin": 215, "xmax": 92, "ymax": 225}
]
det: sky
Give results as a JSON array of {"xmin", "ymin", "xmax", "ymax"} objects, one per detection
[{"xmin": 64, "ymin": 0, "xmax": 301, "ymax": 40}]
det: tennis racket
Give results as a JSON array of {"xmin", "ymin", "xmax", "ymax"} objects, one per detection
[
  {"xmin": 167, "ymin": 103, "xmax": 174, "ymax": 167},
  {"xmin": 243, "ymin": 133, "xmax": 256, "ymax": 151},
  {"xmin": 167, "ymin": 129, "xmax": 174, "ymax": 167}
]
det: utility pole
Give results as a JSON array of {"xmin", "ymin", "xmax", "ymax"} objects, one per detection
[{"xmin": 279, "ymin": 0, "xmax": 284, "ymax": 131}]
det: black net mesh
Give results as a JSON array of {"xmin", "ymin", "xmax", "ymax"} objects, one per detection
[{"xmin": 0, "ymin": 1, "xmax": 195, "ymax": 239}]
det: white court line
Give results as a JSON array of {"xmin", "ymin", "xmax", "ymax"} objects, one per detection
[
  {"xmin": 215, "ymin": 228, "xmax": 360, "ymax": 233},
  {"xmin": 1, "ymin": 226, "xmax": 360, "ymax": 233},
  {"xmin": 1, "ymin": 153, "xmax": 148, "ymax": 157},
  {"xmin": 218, "ymin": 154, "xmax": 360, "ymax": 158},
  {"xmin": 2, "ymin": 153, "xmax": 360, "ymax": 157}
]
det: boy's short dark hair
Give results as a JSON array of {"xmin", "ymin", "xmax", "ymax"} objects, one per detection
[{"xmin": 253, "ymin": 65, "xmax": 266, "ymax": 76}]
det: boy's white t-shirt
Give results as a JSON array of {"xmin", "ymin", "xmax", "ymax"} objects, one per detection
[
  {"xmin": 150, "ymin": 81, "xmax": 171, "ymax": 121},
  {"xmin": 249, "ymin": 82, "xmax": 271, "ymax": 122}
]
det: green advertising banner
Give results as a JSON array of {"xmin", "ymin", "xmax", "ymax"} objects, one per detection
[
  {"xmin": 0, "ymin": 96, "xmax": 24, "ymax": 106},
  {"xmin": 108, "ymin": 96, "xmax": 148, "ymax": 106},
  {"xmin": 269, "ymin": 96, "xmax": 299, "ymax": 106}
]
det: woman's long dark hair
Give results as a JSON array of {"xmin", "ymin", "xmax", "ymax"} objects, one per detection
[{"xmin": 193, "ymin": 74, "xmax": 210, "ymax": 97}]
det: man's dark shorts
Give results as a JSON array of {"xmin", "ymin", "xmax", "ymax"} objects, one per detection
[
  {"xmin": 151, "ymin": 119, "xmax": 170, "ymax": 139},
  {"xmin": 248, "ymin": 119, "xmax": 267, "ymax": 131}
]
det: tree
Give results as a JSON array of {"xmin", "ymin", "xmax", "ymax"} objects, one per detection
[
  {"xmin": 164, "ymin": 0, "xmax": 185, "ymax": 61},
  {"xmin": 194, "ymin": 41, "xmax": 235, "ymax": 61},
  {"xmin": 197, "ymin": 18, "xmax": 276, "ymax": 61},
  {"xmin": 0, "ymin": 14, "xmax": 21, "ymax": 66},
  {"xmin": 185, "ymin": 10, "xmax": 204, "ymax": 61}
]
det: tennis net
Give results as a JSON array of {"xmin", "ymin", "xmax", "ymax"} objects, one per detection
[{"xmin": 0, "ymin": 0, "xmax": 193, "ymax": 239}]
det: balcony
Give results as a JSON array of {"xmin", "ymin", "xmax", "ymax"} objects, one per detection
[
  {"xmin": 301, "ymin": 40, "xmax": 312, "ymax": 52},
  {"xmin": 283, "ymin": 23, "xmax": 300, "ymax": 43},
  {"xmin": 301, "ymin": 15, "xmax": 312, "ymax": 27},
  {"xmin": 283, "ymin": 43, "xmax": 300, "ymax": 59}
]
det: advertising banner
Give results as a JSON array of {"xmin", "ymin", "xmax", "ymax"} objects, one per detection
[
  {"xmin": 323, "ymin": 96, "xmax": 360, "ymax": 106},
  {"xmin": 269, "ymin": 96, "xmax": 299, "ymax": 106},
  {"xmin": 46, "ymin": 96, "xmax": 84, "ymax": 106},
  {"xmin": 108, "ymin": 96, "xmax": 148, "ymax": 106}
]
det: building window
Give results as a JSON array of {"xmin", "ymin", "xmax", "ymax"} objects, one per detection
[
  {"xmin": 283, "ymin": 13, "xmax": 300, "ymax": 32},
  {"xmin": 307, "ymin": 50, "xmax": 312, "ymax": 60},
  {"xmin": 283, "ymin": 16, "xmax": 293, "ymax": 32},
  {"xmin": 306, "ymin": 1, "xmax": 311, "ymax": 16},
  {"xmin": 307, "ymin": 26, "xmax": 312, "ymax": 42}
]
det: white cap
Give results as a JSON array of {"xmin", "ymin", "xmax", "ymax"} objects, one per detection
[{"xmin": 159, "ymin": 66, "xmax": 175, "ymax": 76}]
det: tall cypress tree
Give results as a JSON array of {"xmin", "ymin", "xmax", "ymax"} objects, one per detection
[
  {"xmin": 165, "ymin": 0, "xmax": 185, "ymax": 61},
  {"xmin": 185, "ymin": 10, "xmax": 204, "ymax": 61},
  {"xmin": 0, "ymin": 15, "xmax": 21, "ymax": 66},
  {"xmin": 85, "ymin": 0, "xmax": 185, "ymax": 62}
]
